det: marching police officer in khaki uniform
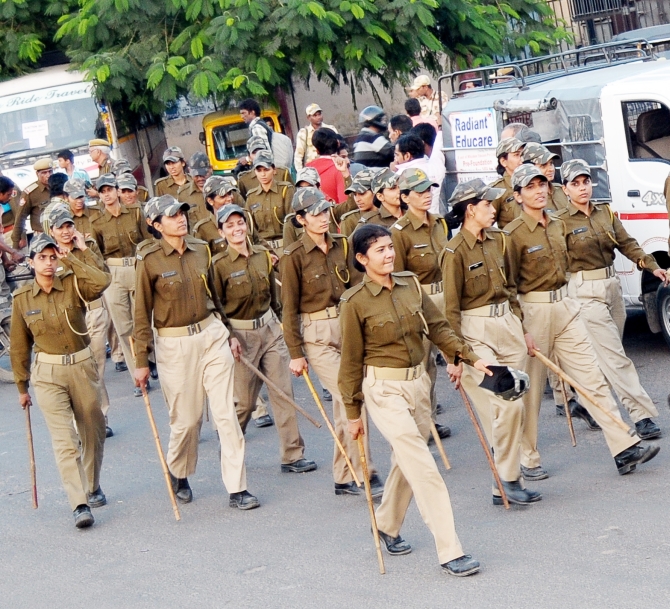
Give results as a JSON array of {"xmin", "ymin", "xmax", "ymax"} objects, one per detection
[
  {"xmin": 90, "ymin": 173, "xmax": 152, "ymax": 396},
  {"xmin": 340, "ymin": 223, "xmax": 486, "ymax": 577},
  {"xmin": 505, "ymin": 163, "xmax": 660, "ymax": 478},
  {"xmin": 11, "ymin": 233, "xmax": 110, "ymax": 528},
  {"xmin": 339, "ymin": 169, "xmax": 379, "ymax": 237},
  {"xmin": 391, "ymin": 167, "xmax": 450, "ymax": 438},
  {"xmin": 134, "ymin": 195, "xmax": 259, "ymax": 510},
  {"xmin": 63, "ymin": 178, "xmax": 98, "ymax": 235},
  {"xmin": 442, "ymin": 179, "xmax": 541, "ymax": 505},
  {"xmin": 212, "ymin": 204, "xmax": 317, "ymax": 471},
  {"xmin": 238, "ymin": 136, "xmax": 294, "ymax": 199},
  {"xmin": 521, "ymin": 143, "xmax": 568, "ymax": 213},
  {"xmin": 189, "ymin": 151, "xmax": 213, "ymax": 193},
  {"xmin": 117, "ymin": 173, "xmax": 148, "ymax": 206},
  {"xmin": 11, "ymin": 158, "xmax": 53, "ymax": 249},
  {"xmin": 490, "ymin": 138, "xmax": 526, "ymax": 229},
  {"xmin": 281, "ymin": 187, "xmax": 382, "ymax": 496},
  {"xmin": 154, "ymin": 147, "xmax": 198, "ymax": 203},
  {"xmin": 556, "ymin": 159, "xmax": 667, "ymax": 440}
]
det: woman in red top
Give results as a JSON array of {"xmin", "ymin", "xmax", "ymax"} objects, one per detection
[{"xmin": 306, "ymin": 128, "xmax": 349, "ymax": 203}]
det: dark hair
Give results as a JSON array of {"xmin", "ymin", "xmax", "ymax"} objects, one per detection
[
  {"xmin": 390, "ymin": 114, "xmax": 413, "ymax": 134},
  {"xmin": 148, "ymin": 218, "xmax": 163, "ymax": 239},
  {"xmin": 0, "ymin": 176, "xmax": 15, "ymax": 195},
  {"xmin": 404, "ymin": 98, "xmax": 421, "ymax": 117},
  {"xmin": 396, "ymin": 134, "xmax": 425, "ymax": 160},
  {"xmin": 410, "ymin": 123, "xmax": 437, "ymax": 148},
  {"xmin": 239, "ymin": 99, "xmax": 261, "ymax": 117},
  {"xmin": 496, "ymin": 155, "xmax": 508, "ymax": 176},
  {"xmin": 352, "ymin": 224, "xmax": 392, "ymax": 273},
  {"xmin": 334, "ymin": 133, "xmax": 349, "ymax": 153},
  {"xmin": 48, "ymin": 173, "xmax": 69, "ymax": 197},
  {"xmin": 292, "ymin": 210, "xmax": 307, "ymax": 228},
  {"xmin": 57, "ymin": 149, "xmax": 74, "ymax": 163},
  {"xmin": 312, "ymin": 128, "xmax": 339, "ymax": 156}
]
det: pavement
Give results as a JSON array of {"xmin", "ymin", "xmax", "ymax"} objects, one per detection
[{"xmin": 1, "ymin": 309, "xmax": 670, "ymax": 609}]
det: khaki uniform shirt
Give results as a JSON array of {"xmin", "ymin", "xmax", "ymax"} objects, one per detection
[
  {"xmin": 245, "ymin": 181, "xmax": 294, "ymax": 240},
  {"xmin": 547, "ymin": 184, "xmax": 569, "ymax": 212},
  {"xmin": 491, "ymin": 174, "xmax": 517, "ymax": 229},
  {"xmin": 294, "ymin": 123, "xmax": 338, "ymax": 170},
  {"xmin": 442, "ymin": 228, "xmax": 514, "ymax": 338},
  {"xmin": 1, "ymin": 187, "xmax": 22, "ymax": 230},
  {"xmin": 391, "ymin": 210, "xmax": 449, "ymax": 285},
  {"xmin": 90, "ymin": 203, "xmax": 151, "ymax": 260},
  {"xmin": 56, "ymin": 239, "xmax": 108, "ymax": 275},
  {"xmin": 339, "ymin": 209, "xmax": 361, "ymax": 237},
  {"xmin": 212, "ymin": 245, "xmax": 280, "ymax": 320},
  {"xmin": 11, "ymin": 182, "xmax": 51, "ymax": 246},
  {"xmin": 419, "ymin": 90, "xmax": 449, "ymax": 126},
  {"xmin": 71, "ymin": 207, "xmax": 99, "ymax": 237},
  {"xmin": 137, "ymin": 185, "xmax": 149, "ymax": 204},
  {"xmin": 238, "ymin": 167, "xmax": 293, "ymax": 200},
  {"xmin": 280, "ymin": 232, "xmax": 350, "ymax": 359},
  {"xmin": 10, "ymin": 253, "xmax": 111, "ymax": 392},
  {"xmin": 338, "ymin": 272, "xmax": 478, "ymax": 418},
  {"xmin": 503, "ymin": 210, "xmax": 569, "ymax": 321},
  {"xmin": 555, "ymin": 202, "xmax": 659, "ymax": 273},
  {"xmin": 134, "ymin": 236, "xmax": 223, "ymax": 367}
]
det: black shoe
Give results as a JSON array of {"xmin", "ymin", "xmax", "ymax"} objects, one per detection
[
  {"xmin": 169, "ymin": 472, "xmax": 193, "ymax": 503},
  {"xmin": 556, "ymin": 403, "xmax": 566, "ymax": 416},
  {"xmin": 520, "ymin": 464, "xmax": 548, "ymax": 481},
  {"xmin": 148, "ymin": 360, "xmax": 159, "ymax": 380},
  {"xmin": 281, "ymin": 458, "xmax": 317, "ymax": 473},
  {"xmin": 494, "ymin": 480, "xmax": 542, "ymax": 505},
  {"xmin": 369, "ymin": 473, "xmax": 384, "ymax": 499},
  {"xmin": 334, "ymin": 481, "xmax": 360, "ymax": 496},
  {"xmin": 378, "ymin": 530, "xmax": 412, "ymax": 555},
  {"xmin": 569, "ymin": 400, "xmax": 600, "ymax": 430},
  {"xmin": 115, "ymin": 361, "xmax": 128, "ymax": 372},
  {"xmin": 441, "ymin": 555, "xmax": 480, "ymax": 577},
  {"xmin": 435, "ymin": 423, "xmax": 451, "ymax": 439},
  {"xmin": 105, "ymin": 426, "xmax": 114, "ymax": 438},
  {"xmin": 635, "ymin": 418, "xmax": 661, "ymax": 440},
  {"xmin": 436, "ymin": 352, "xmax": 447, "ymax": 366},
  {"xmin": 87, "ymin": 487, "xmax": 107, "ymax": 508},
  {"xmin": 615, "ymin": 442, "xmax": 660, "ymax": 475},
  {"xmin": 229, "ymin": 490, "xmax": 260, "ymax": 510},
  {"xmin": 435, "ymin": 403, "xmax": 445, "ymax": 415},
  {"xmin": 106, "ymin": 345, "xmax": 111, "ymax": 359},
  {"xmin": 254, "ymin": 414, "xmax": 274, "ymax": 428},
  {"xmin": 73, "ymin": 504, "xmax": 94, "ymax": 529},
  {"xmin": 134, "ymin": 380, "xmax": 150, "ymax": 398},
  {"xmin": 322, "ymin": 388, "xmax": 332, "ymax": 401}
]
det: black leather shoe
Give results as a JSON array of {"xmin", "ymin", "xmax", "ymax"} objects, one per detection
[
  {"xmin": 254, "ymin": 414, "xmax": 274, "ymax": 428},
  {"xmin": 87, "ymin": 487, "xmax": 107, "ymax": 508},
  {"xmin": 169, "ymin": 472, "xmax": 193, "ymax": 503},
  {"xmin": 615, "ymin": 442, "xmax": 660, "ymax": 475},
  {"xmin": 635, "ymin": 418, "xmax": 661, "ymax": 440},
  {"xmin": 281, "ymin": 458, "xmax": 317, "ymax": 473},
  {"xmin": 441, "ymin": 554, "xmax": 480, "ymax": 577},
  {"xmin": 334, "ymin": 481, "xmax": 360, "ymax": 496},
  {"xmin": 73, "ymin": 505, "xmax": 94, "ymax": 529},
  {"xmin": 134, "ymin": 380, "xmax": 150, "ymax": 398},
  {"xmin": 148, "ymin": 360, "xmax": 159, "ymax": 380},
  {"xmin": 569, "ymin": 401, "xmax": 600, "ymax": 430},
  {"xmin": 494, "ymin": 480, "xmax": 542, "ymax": 505},
  {"xmin": 556, "ymin": 403, "xmax": 566, "ymax": 416},
  {"xmin": 115, "ymin": 361, "xmax": 128, "ymax": 372},
  {"xmin": 436, "ymin": 352, "xmax": 447, "ymax": 366},
  {"xmin": 369, "ymin": 474, "xmax": 384, "ymax": 499},
  {"xmin": 106, "ymin": 345, "xmax": 111, "ymax": 359},
  {"xmin": 435, "ymin": 423, "xmax": 451, "ymax": 439},
  {"xmin": 520, "ymin": 464, "xmax": 548, "ymax": 481},
  {"xmin": 229, "ymin": 490, "xmax": 260, "ymax": 510},
  {"xmin": 435, "ymin": 403, "xmax": 445, "ymax": 415},
  {"xmin": 105, "ymin": 426, "xmax": 114, "ymax": 438},
  {"xmin": 322, "ymin": 388, "xmax": 332, "ymax": 401},
  {"xmin": 378, "ymin": 530, "xmax": 412, "ymax": 555}
]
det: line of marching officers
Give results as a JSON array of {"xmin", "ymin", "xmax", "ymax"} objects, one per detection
[{"xmin": 10, "ymin": 133, "xmax": 666, "ymax": 578}]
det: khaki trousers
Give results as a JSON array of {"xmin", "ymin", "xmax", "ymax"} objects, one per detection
[
  {"xmin": 107, "ymin": 322, "xmax": 125, "ymax": 363},
  {"xmin": 103, "ymin": 264, "xmax": 135, "ymax": 378},
  {"xmin": 302, "ymin": 316, "xmax": 375, "ymax": 484},
  {"xmin": 365, "ymin": 371, "xmax": 464, "ymax": 565},
  {"xmin": 568, "ymin": 275, "xmax": 658, "ymax": 423},
  {"xmin": 233, "ymin": 317, "xmax": 305, "ymax": 464},
  {"xmin": 251, "ymin": 396, "xmax": 269, "ymax": 420},
  {"xmin": 424, "ymin": 291, "xmax": 444, "ymax": 418},
  {"xmin": 32, "ymin": 353, "xmax": 105, "ymax": 510},
  {"xmin": 86, "ymin": 305, "xmax": 111, "ymax": 416},
  {"xmin": 520, "ymin": 297, "xmax": 638, "ymax": 468},
  {"xmin": 460, "ymin": 311, "xmax": 526, "ymax": 482},
  {"xmin": 156, "ymin": 318, "xmax": 247, "ymax": 493}
]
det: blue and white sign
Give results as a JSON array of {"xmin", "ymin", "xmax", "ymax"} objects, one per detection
[{"xmin": 449, "ymin": 108, "xmax": 498, "ymax": 182}]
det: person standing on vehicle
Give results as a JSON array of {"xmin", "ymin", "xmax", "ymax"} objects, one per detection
[
  {"xmin": 11, "ymin": 233, "xmax": 110, "ymax": 528},
  {"xmin": 90, "ymin": 173, "xmax": 152, "ymax": 397},
  {"xmin": 505, "ymin": 163, "xmax": 660, "ymax": 478},
  {"xmin": 134, "ymin": 195, "xmax": 259, "ymax": 510},
  {"xmin": 353, "ymin": 106, "xmax": 395, "ymax": 170},
  {"xmin": 57, "ymin": 150, "xmax": 90, "ymax": 183},
  {"xmin": 281, "ymin": 187, "xmax": 383, "ymax": 497},
  {"xmin": 556, "ymin": 159, "xmax": 667, "ymax": 440},
  {"xmin": 11, "ymin": 158, "xmax": 53, "ymax": 249},
  {"xmin": 407, "ymin": 75, "xmax": 449, "ymax": 127},
  {"xmin": 294, "ymin": 103, "xmax": 339, "ymax": 171},
  {"xmin": 490, "ymin": 138, "xmax": 526, "ymax": 229}
]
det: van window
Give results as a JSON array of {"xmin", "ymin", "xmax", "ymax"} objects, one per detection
[{"xmin": 622, "ymin": 100, "xmax": 670, "ymax": 161}]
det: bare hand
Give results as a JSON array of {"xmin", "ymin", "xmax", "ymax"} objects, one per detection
[
  {"xmin": 86, "ymin": 187, "xmax": 98, "ymax": 199},
  {"xmin": 447, "ymin": 362, "xmax": 463, "ymax": 388},
  {"xmin": 18, "ymin": 238, "xmax": 27, "ymax": 249},
  {"xmin": 289, "ymin": 357, "xmax": 308, "ymax": 377},
  {"xmin": 72, "ymin": 229, "xmax": 88, "ymax": 251},
  {"xmin": 524, "ymin": 333, "xmax": 538, "ymax": 356},
  {"xmin": 19, "ymin": 392, "xmax": 32, "ymax": 410},
  {"xmin": 229, "ymin": 336, "xmax": 242, "ymax": 361},
  {"xmin": 331, "ymin": 155, "xmax": 350, "ymax": 177},
  {"xmin": 348, "ymin": 418, "xmax": 365, "ymax": 440},
  {"xmin": 473, "ymin": 359, "xmax": 494, "ymax": 376},
  {"xmin": 134, "ymin": 367, "xmax": 150, "ymax": 390},
  {"xmin": 54, "ymin": 247, "xmax": 68, "ymax": 260},
  {"xmin": 653, "ymin": 268, "xmax": 669, "ymax": 286},
  {"xmin": 10, "ymin": 249, "xmax": 25, "ymax": 263},
  {"xmin": 270, "ymin": 253, "xmax": 279, "ymax": 267}
]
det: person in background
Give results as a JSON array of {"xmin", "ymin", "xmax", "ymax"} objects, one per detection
[
  {"xmin": 189, "ymin": 151, "xmax": 213, "ymax": 192},
  {"xmin": 388, "ymin": 115, "xmax": 414, "ymax": 145},
  {"xmin": 405, "ymin": 98, "xmax": 439, "ymax": 133},
  {"xmin": 334, "ymin": 135, "xmax": 365, "ymax": 178},
  {"xmin": 239, "ymin": 98, "xmax": 293, "ymax": 170},
  {"xmin": 306, "ymin": 128, "xmax": 349, "ymax": 204},
  {"xmin": 237, "ymin": 136, "xmax": 293, "ymax": 199},
  {"xmin": 294, "ymin": 103, "xmax": 339, "ymax": 171},
  {"xmin": 353, "ymin": 106, "xmax": 395, "ymax": 169},
  {"xmin": 410, "ymin": 123, "xmax": 445, "ymax": 211},
  {"xmin": 57, "ymin": 149, "xmax": 90, "ymax": 183},
  {"xmin": 87, "ymin": 138, "xmax": 112, "ymax": 198},
  {"xmin": 11, "ymin": 158, "xmax": 53, "ymax": 249},
  {"xmin": 394, "ymin": 135, "xmax": 441, "ymax": 215},
  {"xmin": 490, "ymin": 138, "xmax": 527, "ymax": 229},
  {"xmin": 407, "ymin": 75, "xmax": 449, "ymax": 126}
]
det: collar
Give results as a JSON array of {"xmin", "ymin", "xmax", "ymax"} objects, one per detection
[
  {"xmin": 103, "ymin": 203, "xmax": 129, "ymax": 221},
  {"xmin": 159, "ymin": 237, "xmax": 197, "ymax": 256},
  {"xmin": 176, "ymin": 177, "xmax": 197, "ymax": 195},
  {"xmin": 567, "ymin": 201, "xmax": 593, "ymax": 216},
  {"xmin": 227, "ymin": 245, "xmax": 251, "ymax": 262},
  {"xmin": 460, "ymin": 227, "xmax": 493, "ymax": 249},
  {"xmin": 32, "ymin": 273, "xmax": 64, "ymax": 296},
  {"xmin": 520, "ymin": 210, "xmax": 553, "ymax": 231},
  {"xmin": 379, "ymin": 205, "xmax": 396, "ymax": 219},
  {"xmin": 363, "ymin": 273, "xmax": 409, "ymax": 296},
  {"xmin": 406, "ymin": 209, "xmax": 430, "ymax": 229},
  {"xmin": 301, "ymin": 231, "xmax": 335, "ymax": 253},
  {"xmin": 261, "ymin": 181, "xmax": 279, "ymax": 194}
]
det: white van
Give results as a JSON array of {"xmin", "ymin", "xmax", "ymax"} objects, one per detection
[{"xmin": 438, "ymin": 40, "xmax": 670, "ymax": 347}]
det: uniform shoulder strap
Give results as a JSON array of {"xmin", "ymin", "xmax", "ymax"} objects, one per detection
[
  {"xmin": 284, "ymin": 239, "xmax": 304, "ymax": 256},
  {"xmin": 136, "ymin": 240, "xmax": 161, "ymax": 261},
  {"xmin": 211, "ymin": 250, "xmax": 228, "ymax": 265},
  {"xmin": 340, "ymin": 282, "xmax": 366, "ymax": 302}
]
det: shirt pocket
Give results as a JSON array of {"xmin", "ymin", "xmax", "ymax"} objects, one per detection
[
  {"xmin": 103, "ymin": 233, "xmax": 119, "ymax": 254},
  {"xmin": 127, "ymin": 228, "xmax": 141, "ymax": 245},
  {"xmin": 227, "ymin": 271, "xmax": 252, "ymax": 299},
  {"xmin": 25, "ymin": 310, "xmax": 47, "ymax": 337},
  {"xmin": 157, "ymin": 275, "xmax": 184, "ymax": 301},
  {"xmin": 407, "ymin": 245, "xmax": 437, "ymax": 276},
  {"xmin": 249, "ymin": 203, "xmax": 271, "ymax": 233},
  {"xmin": 364, "ymin": 312, "xmax": 397, "ymax": 344},
  {"xmin": 464, "ymin": 261, "xmax": 489, "ymax": 299},
  {"xmin": 304, "ymin": 264, "xmax": 329, "ymax": 289}
]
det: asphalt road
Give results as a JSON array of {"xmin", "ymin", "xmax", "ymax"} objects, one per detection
[{"xmin": 1, "ymin": 310, "xmax": 670, "ymax": 609}]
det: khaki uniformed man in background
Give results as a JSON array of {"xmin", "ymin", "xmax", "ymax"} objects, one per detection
[
  {"xmin": 442, "ymin": 179, "xmax": 541, "ymax": 505},
  {"xmin": 490, "ymin": 138, "xmax": 526, "ymax": 229},
  {"xmin": 505, "ymin": 164, "xmax": 660, "ymax": 478},
  {"xmin": 391, "ymin": 167, "xmax": 450, "ymax": 438},
  {"xmin": 11, "ymin": 158, "xmax": 53, "ymax": 249},
  {"xmin": 557, "ymin": 159, "xmax": 667, "ymax": 440},
  {"xmin": 407, "ymin": 75, "xmax": 449, "ymax": 127},
  {"xmin": 294, "ymin": 103, "xmax": 339, "ymax": 171},
  {"xmin": 212, "ymin": 204, "xmax": 317, "ymax": 471},
  {"xmin": 87, "ymin": 138, "xmax": 112, "ymax": 198},
  {"xmin": 11, "ymin": 233, "xmax": 110, "ymax": 528},
  {"xmin": 281, "ymin": 187, "xmax": 382, "ymax": 497},
  {"xmin": 238, "ymin": 136, "xmax": 294, "ymax": 199},
  {"xmin": 90, "ymin": 173, "xmax": 152, "ymax": 396},
  {"xmin": 340, "ymin": 223, "xmax": 486, "ymax": 577},
  {"xmin": 134, "ymin": 195, "xmax": 259, "ymax": 510},
  {"xmin": 339, "ymin": 169, "xmax": 379, "ymax": 237}
]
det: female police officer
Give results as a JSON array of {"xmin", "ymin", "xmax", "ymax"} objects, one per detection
[{"xmin": 133, "ymin": 195, "xmax": 258, "ymax": 510}]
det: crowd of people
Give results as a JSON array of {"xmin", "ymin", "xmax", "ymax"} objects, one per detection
[{"xmin": 3, "ymin": 75, "xmax": 667, "ymax": 579}]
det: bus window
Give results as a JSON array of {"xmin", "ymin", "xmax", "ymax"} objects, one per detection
[{"xmin": 622, "ymin": 100, "xmax": 670, "ymax": 161}]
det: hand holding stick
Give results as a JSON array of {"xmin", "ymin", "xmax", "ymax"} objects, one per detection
[{"xmin": 357, "ymin": 436, "xmax": 385, "ymax": 575}]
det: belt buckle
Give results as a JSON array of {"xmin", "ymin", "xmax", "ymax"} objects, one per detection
[
  {"xmin": 62, "ymin": 354, "xmax": 72, "ymax": 365},
  {"xmin": 490, "ymin": 304, "xmax": 499, "ymax": 317},
  {"xmin": 253, "ymin": 318, "xmax": 261, "ymax": 330},
  {"xmin": 187, "ymin": 322, "xmax": 201, "ymax": 336},
  {"xmin": 327, "ymin": 307, "xmax": 337, "ymax": 319}
]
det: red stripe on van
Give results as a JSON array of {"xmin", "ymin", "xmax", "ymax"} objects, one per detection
[{"xmin": 619, "ymin": 212, "xmax": 668, "ymax": 220}]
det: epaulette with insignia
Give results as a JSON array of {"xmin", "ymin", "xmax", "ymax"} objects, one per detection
[
  {"xmin": 340, "ymin": 282, "xmax": 366, "ymax": 302},
  {"xmin": 211, "ymin": 250, "xmax": 229, "ymax": 265},
  {"xmin": 503, "ymin": 217, "xmax": 524, "ymax": 233},
  {"xmin": 154, "ymin": 176, "xmax": 169, "ymax": 184},
  {"xmin": 184, "ymin": 235, "xmax": 208, "ymax": 246},
  {"xmin": 340, "ymin": 209, "xmax": 359, "ymax": 221},
  {"xmin": 136, "ymin": 241, "xmax": 161, "ymax": 260},
  {"xmin": 392, "ymin": 216, "xmax": 409, "ymax": 230},
  {"xmin": 284, "ymin": 240, "xmax": 304, "ymax": 256},
  {"xmin": 246, "ymin": 185, "xmax": 262, "ymax": 197},
  {"xmin": 393, "ymin": 270, "xmax": 416, "ymax": 277},
  {"xmin": 13, "ymin": 284, "xmax": 33, "ymax": 297},
  {"xmin": 24, "ymin": 182, "xmax": 38, "ymax": 194}
]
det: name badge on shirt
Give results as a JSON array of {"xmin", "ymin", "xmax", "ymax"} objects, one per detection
[
  {"xmin": 231, "ymin": 270, "xmax": 246, "ymax": 278},
  {"xmin": 250, "ymin": 203, "xmax": 261, "ymax": 211},
  {"xmin": 213, "ymin": 238, "xmax": 225, "ymax": 244},
  {"xmin": 26, "ymin": 309, "xmax": 41, "ymax": 316},
  {"xmin": 161, "ymin": 271, "xmax": 178, "ymax": 278},
  {"xmin": 468, "ymin": 261, "xmax": 484, "ymax": 271},
  {"xmin": 572, "ymin": 227, "xmax": 588, "ymax": 235},
  {"xmin": 413, "ymin": 244, "xmax": 429, "ymax": 249},
  {"xmin": 527, "ymin": 245, "xmax": 544, "ymax": 254}
]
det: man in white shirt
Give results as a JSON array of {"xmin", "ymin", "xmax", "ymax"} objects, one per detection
[
  {"xmin": 294, "ymin": 103, "xmax": 338, "ymax": 170},
  {"xmin": 394, "ymin": 134, "xmax": 442, "ymax": 214}
]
